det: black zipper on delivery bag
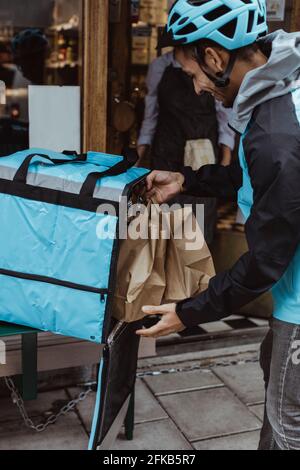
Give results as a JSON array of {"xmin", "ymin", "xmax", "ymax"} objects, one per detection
[{"xmin": 0, "ymin": 268, "xmax": 108, "ymax": 296}]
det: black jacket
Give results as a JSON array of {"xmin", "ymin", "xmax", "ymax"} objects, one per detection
[{"xmin": 176, "ymin": 92, "xmax": 300, "ymax": 327}]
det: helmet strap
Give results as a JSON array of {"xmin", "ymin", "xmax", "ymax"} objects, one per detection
[{"xmin": 196, "ymin": 49, "xmax": 238, "ymax": 88}]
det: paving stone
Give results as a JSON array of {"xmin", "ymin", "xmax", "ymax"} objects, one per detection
[
  {"xmin": 134, "ymin": 380, "xmax": 168, "ymax": 423},
  {"xmin": 225, "ymin": 315, "xmax": 244, "ymax": 321},
  {"xmin": 0, "ymin": 389, "xmax": 71, "ymax": 424},
  {"xmin": 69, "ymin": 379, "xmax": 168, "ymax": 429},
  {"xmin": 0, "ymin": 347, "xmax": 266, "ymax": 450},
  {"xmin": 138, "ymin": 343, "xmax": 261, "ymax": 371},
  {"xmin": 67, "ymin": 387, "xmax": 96, "ymax": 430},
  {"xmin": 144, "ymin": 369, "xmax": 223, "ymax": 396},
  {"xmin": 212, "ymin": 362, "xmax": 265, "ymax": 405},
  {"xmin": 0, "ymin": 396, "xmax": 38, "ymax": 424},
  {"xmin": 193, "ymin": 430, "xmax": 261, "ymax": 450},
  {"xmin": 0, "ymin": 410, "xmax": 87, "ymax": 450},
  {"xmin": 112, "ymin": 419, "xmax": 192, "ymax": 451},
  {"xmin": 249, "ymin": 404, "xmax": 265, "ymax": 422},
  {"xmin": 139, "ymin": 362, "xmax": 206, "ymax": 375},
  {"xmin": 159, "ymin": 387, "xmax": 261, "ymax": 442},
  {"xmin": 200, "ymin": 322, "xmax": 233, "ymax": 333},
  {"xmin": 249, "ymin": 318, "xmax": 269, "ymax": 327}
]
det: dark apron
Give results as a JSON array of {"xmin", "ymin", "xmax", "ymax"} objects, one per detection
[
  {"xmin": 151, "ymin": 65, "xmax": 219, "ymax": 244},
  {"xmin": 152, "ymin": 64, "xmax": 218, "ymax": 172}
]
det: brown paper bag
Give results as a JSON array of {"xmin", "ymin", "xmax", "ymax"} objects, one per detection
[
  {"xmin": 113, "ymin": 204, "xmax": 215, "ymax": 323},
  {"xmin": 113, "ymin": 204, "xmax": 167, "ymax": 322},
  {"xmin": 163, "ymin": 207, "xmax": 216, "ymax": 303}
]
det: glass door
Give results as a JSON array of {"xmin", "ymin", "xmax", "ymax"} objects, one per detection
[{"xmin": 0, "ymin": 0, "xmax": 83, "ymax": 155}]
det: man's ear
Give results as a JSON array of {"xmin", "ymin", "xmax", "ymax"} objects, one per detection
[{"xmin": 204, "ymin": 47, "xmax": 227, "ymax": 75}]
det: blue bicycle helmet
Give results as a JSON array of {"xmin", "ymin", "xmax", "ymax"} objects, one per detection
[{"xmin": 159, "ymin": 0, "xmax": 268, "ymax": 51}]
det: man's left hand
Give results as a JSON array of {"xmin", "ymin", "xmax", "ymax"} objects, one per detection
[{"xmin": 136, "ymin": 304, "xmax": 186, "ymax": 338}]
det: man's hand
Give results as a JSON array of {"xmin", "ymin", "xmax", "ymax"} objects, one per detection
[
  {"xmin": 136, "ymin": 304, "xmax": 186, "ymax": 338},
  {"xmin": 145, "ymin": 171, "xmax": 185, "ymax": 204}
]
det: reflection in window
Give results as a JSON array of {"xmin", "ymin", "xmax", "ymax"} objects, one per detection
[{"xmin": 0, "ymin": 0, "xmax": 82, "ymax": 155}]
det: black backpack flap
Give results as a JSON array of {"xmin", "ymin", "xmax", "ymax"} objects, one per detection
[{"xmin": 89, "ymin": 319, "xmax": 142, "ymax": 450}]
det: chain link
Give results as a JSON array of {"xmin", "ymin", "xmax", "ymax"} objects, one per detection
[
  {"xmin": 4, "ymin": 377, "xmax": 92, "ymax": 433},
  {"xmin": 137, "ymin": 356, "xmax": 259, "ymax": 378},
  {"xmin": 4, "ymin": 353, "xmax": 259, "ymax": 430}
]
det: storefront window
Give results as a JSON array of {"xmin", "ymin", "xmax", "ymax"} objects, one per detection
[{"xmin": 0, "ymin": 0, "xmax": 82, "ymax": 155}]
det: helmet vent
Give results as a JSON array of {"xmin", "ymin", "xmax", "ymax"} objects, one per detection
[
  {"xmin": 247, "ymin": 10, "xmax": 255, "ymax": 33},
  {"xmin": 257, "ymin": 13, "xmax": 265, "ymax": 25},
  {"xmin": 203, "ymin": 5, "xmax": 231, "ymax": 22},
  {"xmin": 187, "ymin": 0, "xmax": 210, "ymax": 6},
  {"xmin": 178, "ymin": 16, "xmax": 189, "ymax": 25},
  {"xmin": 177, "ymin": 23, "xmax": 198, "ymax": 35},
  {"xmin": 218, "ymin": 18, "xmax": 238, "ymax": 39},
  {"xmin": 170, "ymin": 12, "xmax": 180, "ymax": 26}
]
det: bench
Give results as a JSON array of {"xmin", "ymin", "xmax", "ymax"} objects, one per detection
[
  {"xmin": 0, "ymin": 322, "xmax": 38, "ymax": 401},
  {"xmin": 0, "ymin": 321, "xmax": 136, "ymax": 442}
]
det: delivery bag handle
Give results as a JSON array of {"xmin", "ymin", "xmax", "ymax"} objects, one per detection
[
  {"xmin": 13, "ymin": 152, "xmax": 87, "ymax": 184},
  {"xmin": 79, "ymin": 148, "xmax": 138, "ymax": 198}
]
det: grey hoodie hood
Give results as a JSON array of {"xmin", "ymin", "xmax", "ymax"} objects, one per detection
[{"xmin": 230, "ymin": 30, "xmax": 300, "ymax": 134}]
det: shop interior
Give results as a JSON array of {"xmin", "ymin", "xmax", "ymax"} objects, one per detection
[
  {"xmin": 0, "ymin": 0, "xmax": 295, "ymax": 153},
  {"xmin": 109, "ymin": 0, "xmax": 293, "ymax": 153},
  {"xmin": 0, "ymin": 0, "xmax": 82, "ymax": 154}
]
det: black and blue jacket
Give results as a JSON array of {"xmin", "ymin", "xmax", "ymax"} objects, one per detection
[{"xmin": 176, "ymin": 30, "xmax": 300, "ymax": 328}]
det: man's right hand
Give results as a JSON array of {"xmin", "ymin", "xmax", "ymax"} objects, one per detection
[{"xmin": 145, "ymin": 171, "xmax": 185, "ymax": 204}]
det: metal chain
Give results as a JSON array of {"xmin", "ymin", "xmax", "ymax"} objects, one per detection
[
  {"xmin": 4, "ymin": 377, "xmax": 92, "ymax": 433},
  {"xmin": 4, "ymin": 355, "xmax": 259, "ymax": 430},
  {"xmin": 137, "ymin": 357, "xmax": 259, "ymax": 378}
]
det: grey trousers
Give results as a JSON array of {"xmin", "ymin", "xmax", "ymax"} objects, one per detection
[{"xmin": 259, "ymin": 318, "xmax": 300, "ymax": 450}]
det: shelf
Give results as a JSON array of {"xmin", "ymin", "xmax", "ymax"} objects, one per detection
[
  {"xmin": 46, "ymin": 61, "xmax": 79, "ymax": 70},
  {"xmin": 48, "ymin": 16, "xmax": 80, "ymax": 33}
]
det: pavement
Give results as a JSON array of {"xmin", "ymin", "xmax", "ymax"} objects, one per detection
[{"xmin": 0, "ymin": 342, "xmax": 265, "ymax": 451}]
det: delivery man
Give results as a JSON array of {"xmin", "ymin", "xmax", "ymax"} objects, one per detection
[{"xmin": 136, "ymin": 0, "xmax": 300, "ymax": 450}]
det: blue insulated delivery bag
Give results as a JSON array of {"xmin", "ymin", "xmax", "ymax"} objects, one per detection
[{"xmin": 0, "ymin": 148, "xmax": 149, "ymax": 344}]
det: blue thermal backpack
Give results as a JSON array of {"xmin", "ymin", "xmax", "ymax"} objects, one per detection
[
  {"xmin": 0, "ymin": 148, "xmax": 148, "ymax": 343},
  {"xmin": 0, "ymin": 148, "xmax": 149, "ymax": 449}
]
